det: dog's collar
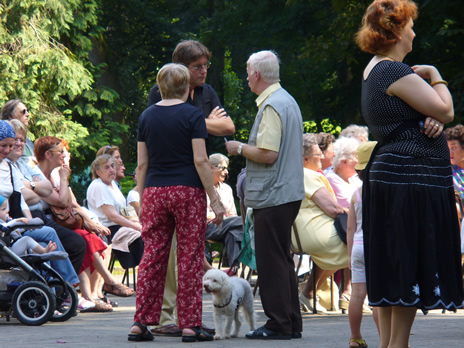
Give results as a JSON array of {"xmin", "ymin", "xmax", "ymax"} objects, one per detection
[
  {"xmin": 213, "ymin": 295, "xmax": 243, "ymax": 311},
  {"xmin": 214, "ymin": 294, "xmax": 232, "ymax": 309}
]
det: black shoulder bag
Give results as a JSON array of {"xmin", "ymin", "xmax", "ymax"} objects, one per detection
[{"xmin": 7, "ymin": 162, "xmax": 25, "ymax": 219}]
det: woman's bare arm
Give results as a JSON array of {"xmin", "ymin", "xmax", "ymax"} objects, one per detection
[{"xmin": 311, "ymin": 187, "xmax": 345, "ymax": 219}]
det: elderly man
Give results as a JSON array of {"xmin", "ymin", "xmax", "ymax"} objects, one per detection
[
  {"xmin": 146, "ymin": 40, "xmax": 235, "ymax": 337},
  {"xmin": 226, "ymin": 50, "xmax": 304, "ymax": 340}
]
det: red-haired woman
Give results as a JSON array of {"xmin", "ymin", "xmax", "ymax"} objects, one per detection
[
  {"xmin": 34, "ymin": 136, "xmax": 134, "ymax": 310},
  {"xmin": 357, "ymin": 0, "xmax": 462, "ymax": 347}
]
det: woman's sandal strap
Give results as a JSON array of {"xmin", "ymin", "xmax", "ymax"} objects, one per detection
[
  {"xmin": 128, "ymin": 322, "xmax": 154, "ymax": 342},
  {"xmin": 105, "ymin": 283, "xmax": 134, "ymax": 297},
  {"xmin": 182, "ymin": 326, "xmax": 213, "ymax": 342},
  {"xmin": 349, "ymin": 338, "xmax": 367, "ymax": 347}
]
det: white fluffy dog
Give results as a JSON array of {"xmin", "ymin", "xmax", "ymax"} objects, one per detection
[{"xmin": 203, "ymin": 269, "xmax": 256, "ymax": 340}]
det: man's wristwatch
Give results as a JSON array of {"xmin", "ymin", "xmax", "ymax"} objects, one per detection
[
  {"xmin": 30, "ymin": 182, "xmax": 36, "ymax": 191},
  {"xmin": 237, "ymin": 143, "xmax": 244, "ymax": 155}
]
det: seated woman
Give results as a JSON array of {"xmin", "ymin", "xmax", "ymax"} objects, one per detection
[
  {"xmin": 86, "ymin": 155, "xmax": 144, "ymax": 269},
  {"xmin": 126, "ymin": 168, "xmax": 140, "ymax": 217},
  {"xmin": 205, "ymin": 153, "xmax": 243, "ymax": 274},
  {"xmin": 325, "ymin": 136, "xmax": 362, "ymax": 209},
  {"xmin": 5, "ymin": 120, "xmax": 80, "ymax": 287},
  {"xmin": 96, "ymin": 145, "xmax": 126, "ymax": 189},
  {"xmin": 34, "ymin": 136, "xmax": 134, "ymax": 306},
  {"xmin": 293, "ymin": 133, "xmax": 348, "ymax": 313}
]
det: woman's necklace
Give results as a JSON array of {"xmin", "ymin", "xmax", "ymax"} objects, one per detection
[{"xmin": 376, "ymin": 53, "xmax": 398, "ymax": 62}]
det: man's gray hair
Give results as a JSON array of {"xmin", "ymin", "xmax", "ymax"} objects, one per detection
[
  {"xmin": 332, "ymin": 137, "xmax": 361, "ymax": 170},
  {"xmin": 247, "ymin": 50, "xmax": 280, "ymax": 84}
]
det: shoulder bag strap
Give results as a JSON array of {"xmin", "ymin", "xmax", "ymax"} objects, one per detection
[{"xmin": 7, "ymin": 162, "xmax": 15, "ymax": 190}]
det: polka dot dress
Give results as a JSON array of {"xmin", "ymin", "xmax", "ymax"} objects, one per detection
[
  {"xmin": 360, "ymin": 60, "xmax": 463, "ymax": 310},
  {"xmin": 362, "ymin": 60, "xmax": 449, "ymax": 158}
]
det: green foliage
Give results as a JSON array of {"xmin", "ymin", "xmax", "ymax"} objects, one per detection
[
  {"xmin": 2, "ymin": 0, "xmax": 464, "ymax": 205},
  {"xmin": 0, "ymin": 0, "xmax": 126, "ymax": 173}
]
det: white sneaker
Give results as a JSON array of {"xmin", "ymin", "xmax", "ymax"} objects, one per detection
[{"xmin": 299, "ymin": 293, "xmax": 327, "ymax": 313}]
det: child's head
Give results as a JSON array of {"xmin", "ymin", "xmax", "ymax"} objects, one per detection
[{"xmin": 0, "ymin": 195, "xmax": 8, "ymax": 221}]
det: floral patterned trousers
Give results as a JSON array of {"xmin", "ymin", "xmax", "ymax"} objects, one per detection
[{"xmin": 134, "ymin": 185, "xmax": 206, "ymax": 329}]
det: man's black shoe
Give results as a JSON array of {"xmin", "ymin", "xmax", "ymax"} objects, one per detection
[
  {"xmin": 292, "ymin": 332, "xmax": 302, "ymax": 339},
  {"xmin": 245, "ymin": 326, "xmax": 291, "ymax": 340}
]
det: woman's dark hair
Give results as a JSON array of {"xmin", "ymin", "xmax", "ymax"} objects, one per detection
[
  {"xmin": 318, "ymin": 132, "xmax": 335, "ymax": 152},
  {"xmin": 1, "ymin": 99, "xmax": 22, "ymax": 120},
  {"xmin": 172, "ymin": 40, "xmax": 211, "ymax": 66}
]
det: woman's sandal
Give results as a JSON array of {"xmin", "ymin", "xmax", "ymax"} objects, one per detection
[
  {"xmin": 339, "ymin": 293, "xmax": 351, "ymax": 311},
  {"xmin": 182, "ymin": 326, "xmax": 214, "ymax": 343},
  {"xmin": 104, "ymin": 283, "xmax": 135, "ymax": 297},
  {"xmin": 80, "ymin": 299, "xmax": 113, "ymax": 313},
  {"xmin": 349, "ymin": 338, "xmax": 368, "ymax": 347},
  {"xmin": 128, "ymin": 322, "xmax": 154, "ymax": 342},
  {"xmin": 98, "ymin": 296, "xmax": 118, "ymax": 307}
]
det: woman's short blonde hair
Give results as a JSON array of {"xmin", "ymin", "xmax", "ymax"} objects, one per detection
[
  {"xmin": 7, "ymin": 119, "xmax": 27, "ymax": 135},
  {"xmin": 91, "ymin": 154, "xmax": 113, "ymax": 180},
  {"xmin": 157, "ymin": 63, "xmax": 190, "ymax": 100}
]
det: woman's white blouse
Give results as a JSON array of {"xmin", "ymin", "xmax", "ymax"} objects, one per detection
[{"xmin": 87, "ymin": 178, "xmax": 126, "ymax": 227}]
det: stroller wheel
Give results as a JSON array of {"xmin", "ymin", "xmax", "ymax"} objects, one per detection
[
  {"xmin": 12, "ymin": 281, "xmax": 56, "ymax": 326},
  {"xmin": 48, "ymin": 280, "xmax": 78, "ymax": 322}
]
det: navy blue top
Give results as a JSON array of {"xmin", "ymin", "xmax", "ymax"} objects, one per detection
[
  {"xmin": 148, "ymin": 83, "xmax": 226, "ymax": 154},
  {"xmin": 138, "ymin": 102, "xmax": 208, "ymax": 188}
]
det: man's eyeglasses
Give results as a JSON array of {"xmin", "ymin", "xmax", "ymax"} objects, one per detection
[
  {"xmin": 21, "ymin": 108, "xmax": 28, "ymax": 115},
  {"xmin": 313, "ymin": 153, "xmax": 325, "ymax": 159},
  {"xmin": 188, "ymin": 62, "xmax": 212, "ymax": 71},
  {"xmin": 215, "ymin": 165, "xmax": 228, "ymax": 171}
]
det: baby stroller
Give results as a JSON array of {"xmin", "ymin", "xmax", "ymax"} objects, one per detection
[{"xmin": 0, "ymin": 220, "xmax": 78, "ymax": 326}]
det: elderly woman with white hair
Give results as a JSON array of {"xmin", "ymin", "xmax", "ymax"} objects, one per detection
[
  {"xmin": 293, "ymin": 133, "xmax": 348, "ymax": 313},
  {"xmin": 205, "ymin": 153, "xmax": 243, "ymax": 274},
  {"xmin": 339, "ymin": 124, "xmax": 369, "ymax": 143},
  {"xmin": 325, "ymin": 137, "xmax": 362, "ymax": 209}
]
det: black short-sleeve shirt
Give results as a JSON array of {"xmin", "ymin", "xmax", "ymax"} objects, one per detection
[{"xmin": 138, "ymin": 103, "xmax": 208, "ymax": 188}]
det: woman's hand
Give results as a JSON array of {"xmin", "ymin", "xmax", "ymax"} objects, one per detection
[
  {"xmin": 422, "ymin": 117, "xmax": 443, "ymax": 138},
  {"xmin": 89, "ymin": 220, "xmax": 111, "ymax": 236},
  {"xmin": 210, "ymin": 198, "xmax": 225, "ymax": 225},
  {"xmin": 411, "ymin": 65, "xmax": 438, "ymax": 80},
  {"xmin": 59, "ymin": 165, "xmax": 71, "ymax": 181}
]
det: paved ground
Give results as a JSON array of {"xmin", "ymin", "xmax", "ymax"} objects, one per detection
[{"xmin": 2, "ymin": 274, "xmax": 464, "ymax": 348}]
